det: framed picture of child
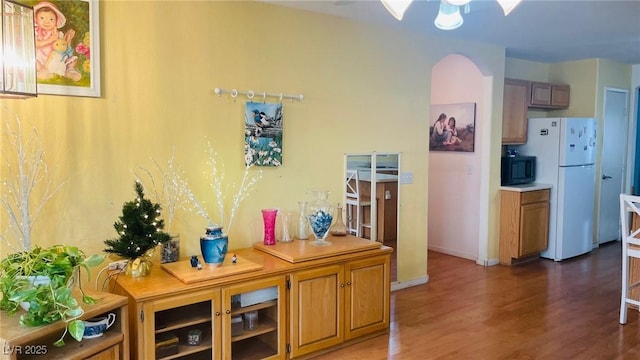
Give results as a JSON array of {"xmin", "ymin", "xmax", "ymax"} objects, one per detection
[
  {"xmin": 429, "ymin": 102, "xmax": 476, "ymax": 152},
  {"xmin": 31, "ymin": 0, "xmax": 100, "ymax": 97}
]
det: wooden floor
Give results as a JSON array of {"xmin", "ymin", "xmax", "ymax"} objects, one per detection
[{"xmin": 314, "ymin": 241, "xmax": 639, "ymax": 359}]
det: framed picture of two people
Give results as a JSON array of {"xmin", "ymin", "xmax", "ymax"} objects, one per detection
[{"xmin": 429, "ymin": 102, "xmax": 476, "ymax": 152}]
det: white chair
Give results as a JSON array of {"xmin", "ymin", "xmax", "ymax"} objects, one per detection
[
  {"xmin": 345, "ymin": 170, "xmax": 371, "ymax": 237},
  {"xmin": 619, "ymin": 193, "xmax": 640, "ymax": 324}
]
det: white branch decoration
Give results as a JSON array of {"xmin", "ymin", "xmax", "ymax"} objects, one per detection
[
  {"xmin": 137, "ymin": 148, "xmax": 189, "ymax": 232},
  {"xmin": 207, "ymin": 143, "xmax": 226, "ymax": 229},
  {"xmin": 179, "ymin": 141, "xmax": 262, "ymax": 234},
  {"xmin": 226, "ymin": 159, "xmax": 261, "ymax": 233},
  {"xmin": 1, "ymin": 111, "xmax": 66, "ymax": 251}
]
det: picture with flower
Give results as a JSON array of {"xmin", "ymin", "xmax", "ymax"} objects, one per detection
[{"xmin": 30, "ymin": 0, "xmax": 100, "ymax": 97}]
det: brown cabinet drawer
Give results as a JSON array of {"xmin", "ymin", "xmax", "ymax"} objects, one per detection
[{"xmin": 520, "ymin": 189, "xmax": 549, "ymax": 205}]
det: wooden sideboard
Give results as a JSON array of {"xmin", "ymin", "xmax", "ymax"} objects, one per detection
[{"xmin": 114, "ymin": 236, "xmax": 392, "ymax": 360}]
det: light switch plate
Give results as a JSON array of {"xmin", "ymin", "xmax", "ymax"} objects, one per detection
[{"xmin": 400, "ymin": 172, "xmax": 413, "ymax": 184}]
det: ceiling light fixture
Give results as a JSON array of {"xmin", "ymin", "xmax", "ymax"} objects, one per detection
[
  {"xmin": 0, "ymin": 0, "xmax": 37, "ymax": 99},
  {"xmin": 434, "ymin": 1, "xmax": 463, "ymax": 30},
  {"xmin": 446, "ymin": 0, "xmax": 471, "ymax": 6},
  {"xmin": 496, "ymin": 0, "xmax": 522, "ymax": 16},
  {"xmin": 380, "ymin": 0, "xmax": 522, "ymax": 30},
  {"xmin": 380, "ymin": 0, "xmax": 413, "ymax": 21}
]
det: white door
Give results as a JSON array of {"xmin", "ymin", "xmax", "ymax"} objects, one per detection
[{"xmin": 597, "ymin": 88, "xmax": 629, "ymax": 244}]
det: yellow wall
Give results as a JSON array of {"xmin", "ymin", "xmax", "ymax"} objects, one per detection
[
  {"xmin": 0, "ymin": 1, "xmax": 510, "ymax": 286},
  {"xmin": 549, "ymin": 59, "xmax": 599, "ymax": 117},
  {"xmin": 505, "ymin": 58, "xmax": 550, "ymax": 81}
]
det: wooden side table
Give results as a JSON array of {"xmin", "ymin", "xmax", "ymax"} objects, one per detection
[{"xmin": 0, "ymin": 291, "xmax": 129, "ymax": 360}]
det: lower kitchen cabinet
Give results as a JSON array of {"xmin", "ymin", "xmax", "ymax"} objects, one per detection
[
  {"xmin": 499, "ymin": 189, "xmax": 550, "ymax": 265},
  {"xmin": 289, "ymin": 255, "xmax": 390, "ymax": 358}
]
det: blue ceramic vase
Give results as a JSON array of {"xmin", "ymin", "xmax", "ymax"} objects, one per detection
[{"xmin": 200, "ymin": 225, "xmax": 228, "ymax": 264}]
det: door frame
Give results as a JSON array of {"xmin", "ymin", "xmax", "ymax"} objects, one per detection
[
  {"xmin": 344, "ymin": 152, "xmax": 401, "ymax": 284},
  {"xmin": 596, "ymin": 87, "xmax": 629, "ymax": 244}
]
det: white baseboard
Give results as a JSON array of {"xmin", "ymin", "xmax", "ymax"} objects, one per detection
[
  {"xmin": 391, "ymin": 276, "xmax": 429, "ymax": 291},
  {"xmin": 476, "ymin": 258, "xmax": 500, "ymax": 267},
  {"xmin": 428, "ymin": 245, "xmax": 477, "ymax": 261},
  {"xmin": 428, "ymin": 245, "xmax": 499, "ymax": 267}
]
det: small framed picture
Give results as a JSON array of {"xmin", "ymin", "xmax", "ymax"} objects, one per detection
[{"xmin": 161, "ymin": 235, "xmax": 180, "ymax": 263}]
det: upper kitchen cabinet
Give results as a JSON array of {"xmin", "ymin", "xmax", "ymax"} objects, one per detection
[
  {"xmin": 502, "ymin": 78, "xmax": 530, "ymax": 144},
  {"xmin": 529, "ymin": 82, "xmax": 570, "ymax": 109},
  {"xmin": 502, "ymin": 78, "xmax": 572, "ymax": 144}
]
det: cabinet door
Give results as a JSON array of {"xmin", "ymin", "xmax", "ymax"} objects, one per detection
[
  {"xmin": 222, "ymin": 276, "xmax": 286, "ymax": 360},
  {"xmin": 530, "ymin": 82, "xmax": 552, "ymax": 107},
  {"xmin": 551, "ymin": 84, "xmax": 570, "ymax": 108},
  {"xmin": 344, "ymin": 256, "xmax": 390, "ymax": 341},
  {"xmin": 142, "ymin": 289, "xmax": 221, "ymax": 360},
  {"xmin": 502, "ymin": 79, "xmax": 530, "ymax": 144},
  {"xmin": 289, "ymin": 265, "xmax": 344, "ymax": 358},
  {"xmin": 519, "ymin": 202, "xmax": 550, "ymax": 256}
]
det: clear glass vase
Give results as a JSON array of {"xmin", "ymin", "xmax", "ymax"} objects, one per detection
[
  {"xmin": 330, "ymin": 203, "xmax": 348, "ymax": 236},
  {"xmin": 297, "ymin": 202, "xmax": 309, "ymax": 240},
  {"xmin": 306, "ymin": 190, "xmax": 334, "ymax": 246},
  {"xmin": 279, "ymin": 211, "xmax": 294, "ymax": 243}
]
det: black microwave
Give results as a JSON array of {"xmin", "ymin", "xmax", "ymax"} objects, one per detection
[{"xmin": 501, "ymin": 156, "xmax": 536, "ymax": 185}]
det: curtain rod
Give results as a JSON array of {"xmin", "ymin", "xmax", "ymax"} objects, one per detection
[{"xmin": 214, "ymin": 87, "xmax": 304, "ymax": 102}]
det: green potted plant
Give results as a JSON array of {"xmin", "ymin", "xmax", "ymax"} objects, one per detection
[{"xmin": 0, "ymin": 245, "xmax": 104, "ymax": 346}]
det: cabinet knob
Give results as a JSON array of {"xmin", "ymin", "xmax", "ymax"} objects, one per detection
[
  {"xmin": 346, "ymin": 281, "xmax": 351, "ymax": 286},
  {"xmin": 340, "ymin": 283, "xmax": 345, "ymax": 288},
  {"xmin": 225, "ymin": 309, "xmax": 231, "ymax": 314},
  {"xmin": 215, "ymin": 312, "xmax": 221, "ymax": 316}
]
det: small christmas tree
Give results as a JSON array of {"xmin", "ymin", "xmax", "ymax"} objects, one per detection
[{"xmin": 104, "ymin": 181, "xmax": 171, "ymax": 260}]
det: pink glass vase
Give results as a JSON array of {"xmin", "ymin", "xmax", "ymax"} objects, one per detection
[{"xmin": 262, "ymin": 209, "xmax": 278, "ymax": 245}]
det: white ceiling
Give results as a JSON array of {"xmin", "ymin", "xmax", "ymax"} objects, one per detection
[{"xmin": 263, "ymin": 0, "xmax": 640, "ymax": 64}]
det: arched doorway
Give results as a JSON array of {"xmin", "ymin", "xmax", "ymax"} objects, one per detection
[{"xmin": 428, "ymin": 54, "xmax": 487, "ymax": 262}]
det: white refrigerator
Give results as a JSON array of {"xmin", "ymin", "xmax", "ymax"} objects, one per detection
[{"xmin": 518, "ymin": 117, "xmax": 597, "ymax": 261}]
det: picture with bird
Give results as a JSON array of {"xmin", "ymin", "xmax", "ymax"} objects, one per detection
[{"xmin": 244, "ymin": 102, "xmax": 284, "ymax": 166}]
